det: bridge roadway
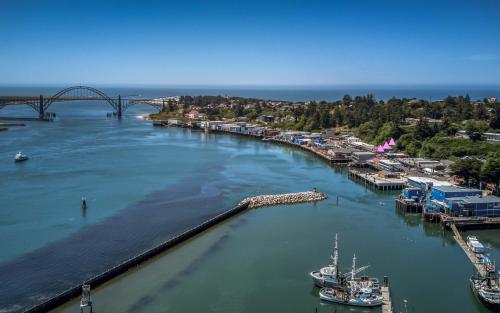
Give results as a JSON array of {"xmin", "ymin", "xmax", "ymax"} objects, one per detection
[
  {"xmin": 0, "ymin": 85, "xmax": 164, "ymax": 119},
  {"xmin": 0, "ymin": 95, "xmax": 117, "ymax": 105}
]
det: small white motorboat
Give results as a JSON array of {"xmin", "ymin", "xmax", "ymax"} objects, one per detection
[{"xmin": 15, "ymin": 152, "xmax": 29, "ymax": 163}]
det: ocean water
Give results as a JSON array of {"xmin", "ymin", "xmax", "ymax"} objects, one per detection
[
  {"xmin": 0, "ymin": 88, "xmax": 498, "ymax": 312},
  {"xmin": 0, "ymin": 85, "xmax": 499, "ymax": 102}
]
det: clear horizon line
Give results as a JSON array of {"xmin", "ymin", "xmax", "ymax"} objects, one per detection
[{"xmin": 0, "ymin": 82, "xmax": 499, "ymax": 89}]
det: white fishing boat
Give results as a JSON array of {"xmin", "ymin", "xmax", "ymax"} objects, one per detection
[
  {"xmin": 310, "ymin": 234, "xmax": 341, "ymax": 288},
  {"xmin": 14, "ymin": 152, "xmax": 29, "ymax": 162},
  {"xmin": 319, "ymin": 254, "xmax": 383, "ymax": 307},
  {"xmin": 467, "ymin": 236, "xmax": 486, "ymax": 254}
]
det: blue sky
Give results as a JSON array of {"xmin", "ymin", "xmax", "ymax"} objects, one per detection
[{"xmin": 1, "ymin": 0, "xmax": 500, "ymax": 86}]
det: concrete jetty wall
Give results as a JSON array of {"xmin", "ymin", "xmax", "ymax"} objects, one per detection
[
  {"xmin": 239, "ymin": 191, "xmax": 327, "ymax": 208},
  {"xmin": 25, "ymin": 202, "xmax": 250, "ymax": 313},
  {"xmin": 25, "ymin": 190, "xmax": 326, "ymax": 313}
]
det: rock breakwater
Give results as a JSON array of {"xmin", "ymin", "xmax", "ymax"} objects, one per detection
[{"xmin": 239, "ymin": 191, "xmax": 327, "ymax": 208}]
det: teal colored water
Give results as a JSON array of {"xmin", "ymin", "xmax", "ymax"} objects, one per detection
[{"xmin": 0, "ymin": 95, "xmax": 498, "ymax": 313}]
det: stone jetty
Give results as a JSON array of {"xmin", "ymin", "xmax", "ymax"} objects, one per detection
[{"xmin": 239, "ymin": 191, "xmax": 327, "ymax": 208}]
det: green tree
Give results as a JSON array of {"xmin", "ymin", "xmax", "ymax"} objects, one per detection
[
  {"xmin": 450, "ymin": 158, "xmax": 482, "ymax": 186},
  {"xmin": 414, "ymin": 119, "xmax": 435, "ymax": 140},
  {"xmin": 482, "ymin": 153, "xmax": 500, "ymax": 194}
]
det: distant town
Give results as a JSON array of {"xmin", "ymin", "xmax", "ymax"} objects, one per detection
[{"xmin": 147, "ymin": 94, "xmax": 500, "ymax": 195}]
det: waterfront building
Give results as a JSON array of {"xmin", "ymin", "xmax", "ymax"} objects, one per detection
[
  {"xmin": 403, "ymin": 187, "xmax": 425, "ymax": 201},
  {"xmin": 351, "ymin": 151, "xmax": 375, "ymax": 162},
  {"xmin": 378, "ymin": 159, "xmax": 403, "ymax": 172},
  {"xmin": 431, "ymin": 186, "xmax": 482, "ymax": 202},
  {"xmin": 349, "ymin": 140, "xmax": 376, "ymax": 151},
  {"xmin": 407, "ymin": 177, "xmax": 452, "ymax": 191},
  {"xmin": 327, "ymin": 149, "xmax": 352, "ymax": 160},
  {"xmin": 443, "ymin": 195, "xmax": 500, "ymax": 217}
]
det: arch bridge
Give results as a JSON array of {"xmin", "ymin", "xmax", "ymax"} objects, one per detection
[{"xmin": 0, "ymin": 86, "xmax": 166, "ymax": 119}]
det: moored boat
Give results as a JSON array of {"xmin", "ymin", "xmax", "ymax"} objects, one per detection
[
  {"xmin": 310, "ymin": 234, "xmax": 341, "ymax": 288},
  {"xmin": 319, "ymin": 287, "xmax": 384, "ymax": 307},
  {"xmin": 467, "ymin": 236, "xmax": 486, "ymax": 254},
  {"xmin": 14, "ymin": 151, "xmax": 29, "ymax": 162},
  {"xmin": 319, "ymin": 254, "xmax": 383, "ymax": 307},
  {"xmin": 470, "ymin": 274, "xmax": 500, "ymax": 312}
]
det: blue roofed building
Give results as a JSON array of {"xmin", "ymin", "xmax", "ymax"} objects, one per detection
[
  {"xmin": 431, "ymin": 186, "xmax": 482, "ymax": 202},
  {"xmin": 444, "ymin": 195, "xmax": 500, "ymax": 217},
  {"xmin": 403, "ymin": 187, "xmax": 425, "ymax": 201}
]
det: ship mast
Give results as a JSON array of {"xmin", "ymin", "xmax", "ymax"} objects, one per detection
[
  {"xmin": 333, "ymin": 234, "xmax": 339, "ymax": 276},
  {"xmin": 351, "ymin": 254, "xmax": 356, "ymax": 297}
]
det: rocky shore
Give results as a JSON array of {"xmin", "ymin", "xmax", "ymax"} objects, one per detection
[{"xmin": 239, "ymin": 190, "xmax": 327, "ymax": 209}]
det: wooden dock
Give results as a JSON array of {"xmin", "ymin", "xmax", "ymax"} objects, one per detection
[
  {"xmin": 445, "ymin": 216, "xmax": 500, "ymax": 230},
  {"xmin": 348, "ymin": 169, "xmax": 406, "ymax": 190},
  {"xmin": 381, "ymin": 277, "xmax": 394, "ymax": 313},
  {"xmin": 451, "ymin": 224, "xmax": 486, "ymax": 276},
  {"xmin": 395, "ymin": 198, "xmax": 423, "ymax": 213}
]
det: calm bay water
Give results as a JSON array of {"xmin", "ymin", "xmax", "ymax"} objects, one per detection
[{"xmin": 0, "ymin": 87, "xmax": 499, "ymax": 312}]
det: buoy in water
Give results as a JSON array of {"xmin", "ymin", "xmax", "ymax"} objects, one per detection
[{"xmin": 81, "ymin": 197, "xmax": 87, "ymax": 210}]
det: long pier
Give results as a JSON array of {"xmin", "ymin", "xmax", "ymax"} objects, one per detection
[
  {"xmin": 451, "ymin": 224, "xmax": 486, "ymax": 276},
  {"xmin": 24, "ymin": 191, "xmax": 326, "ymax": 313},
  {"xmin": 381, "ymin": 277, "xmax": 394, "ymax": 313}
]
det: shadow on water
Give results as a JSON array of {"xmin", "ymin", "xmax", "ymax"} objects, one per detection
[
  {"xmin": 0, "ymin": 166, "xmax": 234, "ymax": 312},
  {"xmin": 394, "ymin": 208, "xmax": 423, "ymax": 228},
  {"xmin": 125, "ymin": 233, "xmax": 233, "ymax": 313}
]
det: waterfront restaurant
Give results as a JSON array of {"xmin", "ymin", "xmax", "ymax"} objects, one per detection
[{"xmin": 443, "ymin": 195, "xmax": 500, "ymax": 217}]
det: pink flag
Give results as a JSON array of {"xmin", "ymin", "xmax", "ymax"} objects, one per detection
[
  {"xmin": 383, "ymin": 142, "xmax": 391, "ymax": 150},
  {"xmin": 389, "ymin": 138, "xmax": 396, "ymax": 146},
  {"xmin": 377, "ymin": 145, "xmax": 385, "ymax": 153}
]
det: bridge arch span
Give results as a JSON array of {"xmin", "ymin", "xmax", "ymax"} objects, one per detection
[{"xmin": 44, "ymin": 86, "xmax": 119, "ymax": 111}]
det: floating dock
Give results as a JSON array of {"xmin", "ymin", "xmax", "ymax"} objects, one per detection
[
  {"xmin": 450, "ymin": 224, "xmax": 486, "ymax": 276},
  {"xmin": 348, "ymin": 169, "xmax": 406, "ymax": 190}
]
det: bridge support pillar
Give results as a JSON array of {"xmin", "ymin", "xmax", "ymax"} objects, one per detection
[
  {"xmin": 117, "ymin": 95, "xmax": 122, "ymax": 119},
  {"xmin": 39, "ymin": 94, "xmax": 44, "ymax": 119}
]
